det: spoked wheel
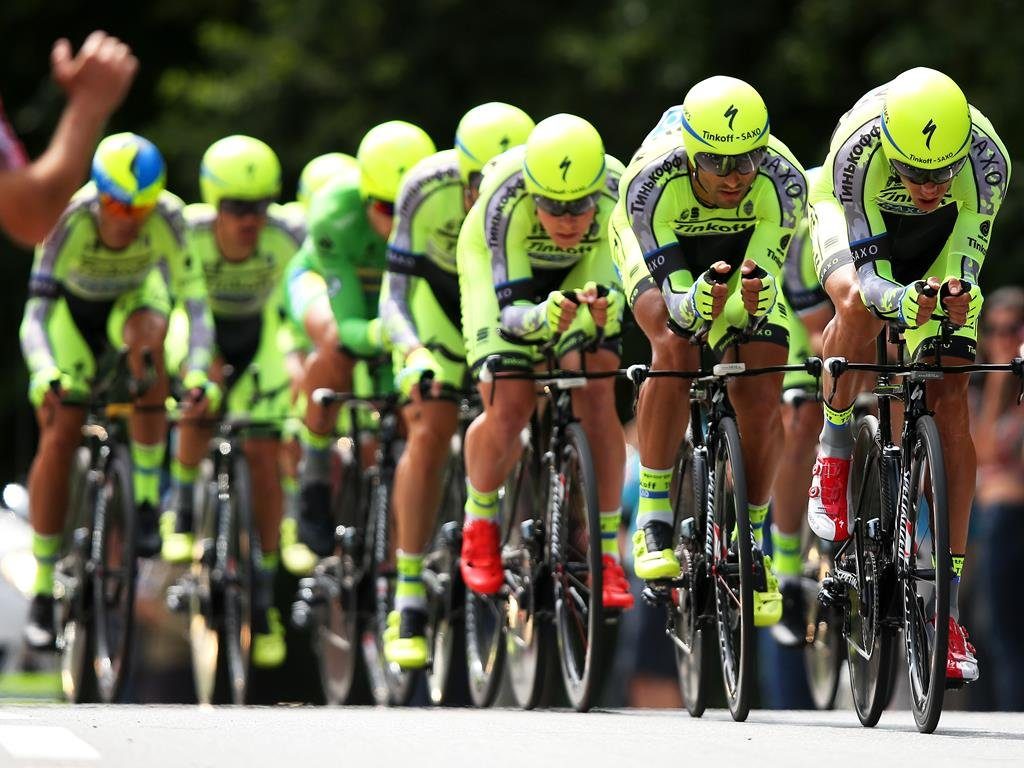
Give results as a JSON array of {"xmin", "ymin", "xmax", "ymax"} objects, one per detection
[
  {"xmin": 504, "ymin": 427, "xmax": 548, "ymax": 709},
  {"xmin": 189, "ymin": 459, "xmax": 223, "ymax": 704},
  {"xmin": 366, "ymin": 471, "xmax": 417, "ymax": 706},
  {"xmin": 315, "ymin": 440, "xmax": 372, "ymax": 705},
  {"xmin": 901, "ymin": 415, "xmax": 949, "ymax": 734},
  {"xmin": 671, "ymin": 438, "xmax": 712, "ymax": 718},
  {"xmin": 802, "ymin": 537, "xmax": 843, "ymax": 710},
  {"xmin": 845, "ymin": 415, "xmax": 899, "ymax": 727},
  {"xmin": 424, "ymin": 454, "xmax": 469, "ymax": 706},
  {"xmin": 221, "ymin": 453, "xmax": 255, "ymax": 705},
  {"xmin": 551, "ymin": 422, "xmax": 604, "ymax": 712},
  {"xmin": 709, "ymin": 416, "xmax": 753, "ymax": 722},
  {"xmin": 59, "ymin": 447, "xmax": 98, "ymax": 703},
  {"xmin": 91, "ymin": 445, "xmax": 137, "ymax": 703}
]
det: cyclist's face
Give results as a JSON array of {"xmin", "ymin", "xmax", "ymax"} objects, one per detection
[
  {"xmin": 691, "ymin": 165, "xmax": 756, "ymax": 209},
  {"xmin": 536, "ymin": 207, "xmax": 596, "ymax": 248},
  {"xmin": 366, "ymin": 199, "xmax": 394, "ymax": 239},
  {"xmin": 96, "ymin": 206, "xmax": 148, "ymax": 249},
  {"xmin": 897, "ymin": 175, "xmax": 951, "ymax": 212},
  {"xmin": 217, "ymin": 209, "xmax": 267, "ymax": 258}
]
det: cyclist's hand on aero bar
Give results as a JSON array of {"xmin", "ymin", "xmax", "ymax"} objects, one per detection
[
  {"xmin": 940, "ymin": 277, "xmax": 978, "ymax": 329},
  {"xmin": 398, "ymin": 346, "xmax": 443, "ymax": 402},
  {"xmin": 581, "ymin": 281, "xmax": 622, "ymax": 337},
  {"xmin": 739, "ymin": 258, "xmax": 778, "ymax": 317},
  {"xmin": 692, "ymin": 261, "xmax": 732, "ymax": 321},
  {"xmin": 546, "ymin": 290, "xmax": 580, "ymax": 335},
  {"xmin": 183, "ymin": 369, "xmax": 222, "ymax": 415}
]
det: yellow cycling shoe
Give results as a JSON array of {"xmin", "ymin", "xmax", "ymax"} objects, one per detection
[
  {"xmin": 281, "ymin": 518, "xmax": 318, "ymax": 576},
  {"xmin": 383, "ymin": 609, "xmax": 428, "ymax": 670},
  {"xmin": 632, "ymin": 522, "xmax": 681, "ymax": 581},
  {"xmin": 160, "ymin": 511, "xmax": 193, "ymax": 565},
  {"xmin": 252, "ymin": 607, "xmax": 287, "ymax": 669},
  {"xmin": 753, "ymin": 555, "xmax": 783, "ymax": 627}
]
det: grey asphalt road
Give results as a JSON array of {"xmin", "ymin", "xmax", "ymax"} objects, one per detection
[{"xmin": 0, "ymin": 706, "xmax": 1022, "ymax": 767}]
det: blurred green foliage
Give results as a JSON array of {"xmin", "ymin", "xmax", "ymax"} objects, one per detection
[{"xmin": 0, "ymin": 0, "xmax": 1022, "ymax": 475}]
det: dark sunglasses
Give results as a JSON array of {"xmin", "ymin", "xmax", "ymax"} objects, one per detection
[
  {"xmin": 891, "ymin": 156, "xmax": 967, "ymax": 186},
  {"xmin": 533, "ymin": 193, "xmax": 598, "ymax": 217},
  {"xmin": 219, "ymin": 197, "xmax": 272, "ymax": 217},
  {"xmin": 692, "ymin": 147, "xmax": 767, "ymax": 177},
  {"xmin": 466, "ymin": 172, "xmax": 483, "ymax": 193},
  {"xmin": 369, "ymin": 197, "xmax": 395, "ymax": 216}
]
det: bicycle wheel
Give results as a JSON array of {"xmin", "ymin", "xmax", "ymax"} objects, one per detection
[
  {"xmin": 671, "ymin": 437, "xmax": 712, "ymax": 718},
  {"xmin": 901, "ymin": 414, "xmax": 949, "ymax": 734},
  {"xmin": 189, "ymin": 458, "xmax": 225, "ymax": 704},
  {"xmin": 709, "ymin": 416, "xmax": 753, "ymax": 722},
  {"xmin": 365, "ymin": 467, "xmax": 417, "ymax": 706},
  {"xmin": 550, "ymin": 421, "xmax": 604, "ymax": 711},
  {"xmin": 221, "ymin": 452, "xmax": 255, "ymax": 705},
  {"xmin": 59, "ymin": 446, "xmax": 98, "ymax": 703},
  {"xmin": 504, "ymin": 425, "xmax": 550, "ymax": 709},
  {"xmin": 315, "ymin": 437, "xmax": 373, "ymax": 705},
  {"xmin": 91, "ymin": 444, "xmax": 136, "ymax": 703},
  {"xmin": 844, "ymin": 415, "xmax": 899, "ymax": 727},
  {"xmin": 425, "ymin": 453, "xmax": 470, "ymax": 706},
  {"xmin": 801, "ymin": 536, "xmax": 843, "ymax": 710}
]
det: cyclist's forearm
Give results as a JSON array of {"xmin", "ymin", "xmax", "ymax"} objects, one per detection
[
  {"xmin": 20, "ymin": 297, "xmax": 58, "ymax": 374},
  {"xmin": 380, "ymin": 272, "xmax": 421, "ymax": 357},
  {"xmin": 499, "ymin": 301, "xmax": 549, "ymax": 341},
  {"xmin": 183, "ymin": 298, "xmax": 214, "ymax": 371},
  {"xmin": 337, "ymin": 317, "xmax": 379, "ymax": 357},
  {"xmin": 855, "ymin": 260, "xmax": 902, "ymax": 320}
]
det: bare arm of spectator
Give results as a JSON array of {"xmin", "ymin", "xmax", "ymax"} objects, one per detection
[{"xmin": 0, "ymin": 31, "xmax": 137, "ymax": 246}]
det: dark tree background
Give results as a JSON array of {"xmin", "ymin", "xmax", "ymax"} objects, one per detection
[{"xmin": 1, "ymin": 0, "xmax": 1022, "ymax": 478}]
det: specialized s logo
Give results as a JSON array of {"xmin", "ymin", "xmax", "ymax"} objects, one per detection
[
  {"xmin": 724, "ymin": 104, "xmax": 738, "ymax": 131},
  {"xmin": 559, "ymin": 156, "xmax": 571, "ymax": 182},
  {"xmin": 500, "ymin": 135, "xmax": 510, "ymax": 152},
  {"xmin": 922, "ymin": 119, "xmax": 937, "ymax": 150}
]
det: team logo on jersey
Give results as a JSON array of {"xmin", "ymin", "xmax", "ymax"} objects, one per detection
[
  {"xmin": 922, "ymin": 119, "xmax": 937, "ymax": 150},
  {"xmin": 327, "ymin": 276, "xmax": 342, "ymax": 297},
  {"xmin": 724, "ymin": 104, "xmax": 738, "ymax": 131},
  {"xmin": 980, "ymin": 221, "xmax": 990, "ymax": 237},
  {"xmin": 780, "ymin": 234, "xmax": 791, "ymax": 249},
  {"xmin": 743, "ymin": 200, "xmax": 754, "ymax": 216},
  {"xmin": 559, "ymin": 156, "xmax": 571, "ymax": 182},
  {"xmin": 691, "ymin": 206, "xmax": 700, "ymax": 220}
]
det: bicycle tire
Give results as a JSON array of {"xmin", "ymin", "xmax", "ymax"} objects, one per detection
[
  {"xmin": 902, "ymin": 414, "xmax": 949, "ymax": 734},
  {"xmin": 91, "ymin": 444, "xmax": 136, "ymax": 703},
  {"xmin": 59, "ymin": 446, "xmax": 99, "ymax": 703},
  {"xmin": 672, "ymin": 437, "xmax": 712, "ymax": 718},
  {"xmin": 189, "ymin": 458, "xmax": 227, "ymax": 704},
  {"xmin": 504, "ymin": 422, "xmax": 549, "ymax": 710},
  {"xmin": 425, "ymin": 452, "xmax": 470, "ymax": 706},
  {"xmin": 801, "ymin": 535, "xmax": 843, "ymax": 710},
  {"xmin": 845, "ymin": 415, "xmax": 899, "ymax": 727},
  {"xmin": 710, "ymin": 415, "xmax": 753, "ymax": 722},
  {"xmin": 551, "ymin": 421, "xmax": 604, "ymax": 712},
  {"xmin": 316, "ymin": 439, "xmax": 373, "ymax": 705},
  {"xmin": 222, "ymin": 451, "xmax": 255, "ymax": 705}
]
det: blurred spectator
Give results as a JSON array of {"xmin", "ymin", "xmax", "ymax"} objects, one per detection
[
  {"xmin": 0, "ymin": 31, "xmax": 137, "ymax": 246},
  {"xmin": 970, "ymin": 286, "xmax": 1024, "ymax": 710}
]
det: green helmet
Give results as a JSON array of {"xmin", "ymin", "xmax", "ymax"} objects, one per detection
[
  {"xmin": 297, "ymin": 153, "xmax": 359, "ymax": 208},
  {"xmin": 523, "ymin": 114, "xmax": 606, "ymax": 201},
  {"xmin": 455, "ymin": 103, "xmax": 535, "ymax": 184},
  {"xmin": 200, "ymin": 135, "xmax": 281, "ymax": 208},
  {"xmin": 357, "ymin": 121, "xmax": 436, "ymax": 202},
  {"xmin": 881, "ymin": 67, "xmax": 971, "ymax": 169},
  {"xmin": 679, "ymin": 76, "xmax": 770, "ymax": 161}
]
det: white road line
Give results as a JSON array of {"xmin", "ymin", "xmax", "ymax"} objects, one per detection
[{"xmin": 0, "ymin": 725, "xmax": 100, "ymax": 761}]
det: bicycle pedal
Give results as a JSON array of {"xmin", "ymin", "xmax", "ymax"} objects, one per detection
[
  {"xmin": 641, "ymin": 586, "xmax": 670, "ymax": 607},
  {"xmin": 290, "ymin": 600, "xmax": 313, "ymax": 630},
  {"xmin": 439, "ymin": 520, "xmax": 461, "ymax": 548},
  {"xmin": 165, "ymin": 582, "xmax": 191, "ymax": 613},
  {"xmin": 817, "ymin": 576, "xmax": 848, "ymax": 609}
]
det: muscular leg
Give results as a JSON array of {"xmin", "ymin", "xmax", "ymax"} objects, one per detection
[
  {"xmin": 464, "ymin": 378, "xmax": 535, "ymax": 495},
  {"xmin": 28, "ymin": 403, "xmax": 86, "ymax": 538},
  {"xmin": 123, "ymin": 309, "xmax": 169, "ymax": 512}
]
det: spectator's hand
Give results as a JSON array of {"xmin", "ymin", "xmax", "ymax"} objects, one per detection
[{"xmin": 51, "ymin": 31, "xmax": 137, "ymax": 119}]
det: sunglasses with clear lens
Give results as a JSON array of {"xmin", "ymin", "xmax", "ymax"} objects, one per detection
[
  {"xmin": 891, "ymin": 157, "xmax": 967, "ymax": 186},
  {"xmin": 533, "ymin": 194, "xmax": 598, "ymax": 217},
  {"xmin": 219, "ymin": 198, "xmax": 272, "ymax": 217},
  {"xmin": 693, "ymin": 147, "xmax": 767, "ymax": 177},
  {"xmin": 99, "ymin": 194, "xmax": 155, "ymax": 221},
  {"xmin": 369, "ymin": 197, "xmax": 396, "ymax": 217}
]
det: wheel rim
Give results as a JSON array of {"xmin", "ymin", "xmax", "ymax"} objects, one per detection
[
  {"xmin": 316, "ymin": 563, "xmax": 358, "ymax": 704},
  {"xmin": 93, "ymin": 469, "xmax": 133, "ymax": 702},
  {"xmin": 466, "ymin": 590, "xmax": 504, "ymax": 705},
  {"xmin": 712, "ymin": 440, "xmax": 746, "ymax": 709}
]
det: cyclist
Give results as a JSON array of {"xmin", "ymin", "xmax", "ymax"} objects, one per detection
[
  {"xmin": 161, "ymin": 135, "xmax": 304, "ymax": 667},
  {"xmin": 278, "ymin": 152, "xmax": 360, "ymax": 223},
  {"xmin": 1, "ymin": 31, "xmax": 137, "ymax": 246},
  {"xmin": 456, "ymin": 113, "xmax": 634, "ymax": 610},
  {"xmin": 610, "ymin": 75, "xmax": 808, "ymax": 627},
  {"xmin": 283, "ymin": 121, "xmax": 436, "ymax": 573},
  {"xmin": 770, "ymin": 166, "xmax": 834, "ymax": 646},
  {"xmin": 806, "ymin": 67, "xmax": 1010, "ymax": 683},
  {"xmin": 19, "ymin": 133, "xmax": 213, "ymax": 649},
  {"xmin": 379, "ymin": 102, "xmax": 535, "ymax": 667}
]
